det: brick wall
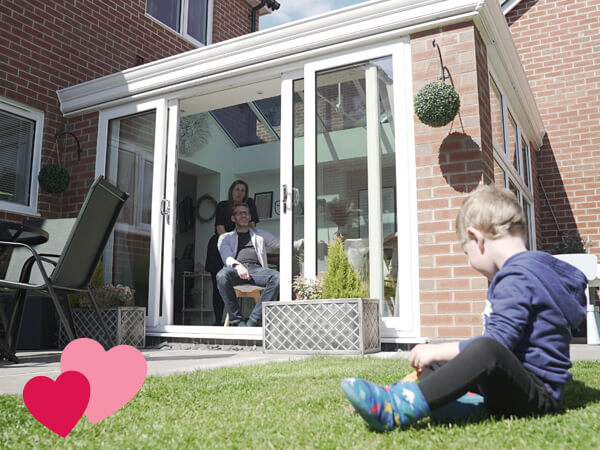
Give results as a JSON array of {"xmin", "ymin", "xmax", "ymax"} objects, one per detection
[
  {"xmin": 507, "ymin": 0, "xmax": 600, "ymax": 255},
  {"xmin": 0, "ymin": 0, "xmax": 253, "ymax": 219},
  {"xmin": 213, "ymin": 0, "xmax": 255, "ymax": 42},
  {"xmin": 411, "ymin": 23, "xmax": 492, "ymax": 339}
]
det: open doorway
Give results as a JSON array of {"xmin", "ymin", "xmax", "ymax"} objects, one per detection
[{"xmin": 172, "ymin": 82, "xmax": 282, "ymax": 326}]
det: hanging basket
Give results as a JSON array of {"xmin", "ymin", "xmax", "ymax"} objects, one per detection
[
  {"xmin": 414, "ymin": 81, "xmax": 460, "ymax": 128},
  {"xmin": 38, "ymin": 164, "xmax": 70, "ymax": 194}
]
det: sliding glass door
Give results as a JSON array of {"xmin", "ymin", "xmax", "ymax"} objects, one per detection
[{"xmin": 296, "ymin": 39, "xmax": 419, "ymax": 334}]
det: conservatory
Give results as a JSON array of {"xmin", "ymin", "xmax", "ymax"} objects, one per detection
[{"xmin": 57, "ymin": 0, "xmax": 543, "ymax": 344}]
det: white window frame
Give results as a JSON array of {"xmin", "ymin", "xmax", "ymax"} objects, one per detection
[
  {"xmin": 145, "ymin": 0, "xmax": 214, "ymax": 47},
  {"xmin": 488, "ymin": 71, "xmax": 536, "ymax": 249},
  {"xmin": 0, "ymin": 97, "xmax": 43, "ymax": 216}
]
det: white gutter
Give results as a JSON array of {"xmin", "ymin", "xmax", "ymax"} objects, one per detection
[
  {"xmin": 57, "ymin": 0, "xmax": 543, "ymax": 144},
  {"xmin": 500, "ymin": 0, "xmax": 524, "ymax": 15}
]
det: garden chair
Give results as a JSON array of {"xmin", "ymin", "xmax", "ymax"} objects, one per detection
[
  {"xmin": 0, "ymin": 176, "xmax": 128, "ymax": 362},
  {"xmin": 223, "ymin": 284, "xmax": 264, "ymax": 326}
]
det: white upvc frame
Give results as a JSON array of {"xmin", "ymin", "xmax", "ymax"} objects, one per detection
[
  {"xmin": 161, "ymin": 99, "xmax": 180, "ymax": 326},
  {"xmin": 302, "ymin": 38, "xmax": 421, "ymax": 341},
  {"xmin": 96, "ymin": 98, "xmax": 169, "ymax": 328},
  {"xmin": 488, "ymin": 68, "xmax": 537, "ymax": 249},
  {"xmin": 145, "ymin": 0, "xmax": 214, "ymax": 47},
  {"xmin": 278, "ymin": 70, "xmax": 302, "ymax": 300},
  {"xmin": 0, "ymin": 97, "xmax": 44, "ymax": 216}
]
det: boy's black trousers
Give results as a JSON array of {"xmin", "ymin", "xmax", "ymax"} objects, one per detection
[{"xmin": 418, "ymin": 337, "xmax": 559, "ymax": 416}]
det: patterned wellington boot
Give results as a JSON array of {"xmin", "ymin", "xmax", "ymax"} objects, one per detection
[{"xmin": 341, "ymin": 378, "xmax": 430, "ymax": 432}]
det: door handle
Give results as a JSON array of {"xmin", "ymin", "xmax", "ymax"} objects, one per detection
[
  {"xmin": 161, "ymin": 199, "xmax": 171, "ymax": 225},
  {"xmin": 282, "ymin": 185, "xmax": 288, "ymax": 214}
]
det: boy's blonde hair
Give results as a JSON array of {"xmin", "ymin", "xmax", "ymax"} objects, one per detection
[{"xmin": 455, "ymin": 184, "xmax": 526, "ymax": 246}]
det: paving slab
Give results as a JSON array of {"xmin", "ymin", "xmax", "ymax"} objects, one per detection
[{"xmin": 0, "ymin": 347, "xmax": 308, "ymax": 395}]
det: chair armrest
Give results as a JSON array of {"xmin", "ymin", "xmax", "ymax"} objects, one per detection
[{"xmin": 0, "ymin": 241, "xmax": 52, "ymax": 289}]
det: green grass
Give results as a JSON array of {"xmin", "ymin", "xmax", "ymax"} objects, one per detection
[{"xmin": 2, "ymin": 357, "xmax": 600, "ymax": 449}]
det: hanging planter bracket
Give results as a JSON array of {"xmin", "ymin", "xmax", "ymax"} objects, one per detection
[
  {"xmin": 55, "ymin": 131, "xmax": 82, "ymax": 161},
  {"xmin": 433, "ymin": 40, "xmax": 450, "ymax": 82}
]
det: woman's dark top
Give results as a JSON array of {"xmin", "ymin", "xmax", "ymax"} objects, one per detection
[{"xmin": 214, "ymin": 198, "xmax": 260, "ymax": 233}]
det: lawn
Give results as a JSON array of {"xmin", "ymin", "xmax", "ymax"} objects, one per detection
[{"xmin": 1, "ymin": 357, "xmax": 600, "ymax": 449}]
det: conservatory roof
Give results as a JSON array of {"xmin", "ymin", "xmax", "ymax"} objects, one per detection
[{"xmin": 57, "ymin": 0, "xmax": 544, "ymax": 146}]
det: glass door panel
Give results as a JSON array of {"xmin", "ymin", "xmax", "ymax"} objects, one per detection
[
  {"xmin": 105, "ymin": 110, "xmax": 156, "ymax": 314},
  {"xmin": 307, "ymin": 54, "xmax": 399, "ymax": 316},
  {"xmin": 292, "ymin": 80, "xmax": 305, "ymax": 294}
]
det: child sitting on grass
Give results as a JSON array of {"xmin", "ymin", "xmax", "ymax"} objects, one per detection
[{"xmin": 341, "ymin": 184, "xmax": 588, "ymax": 431}]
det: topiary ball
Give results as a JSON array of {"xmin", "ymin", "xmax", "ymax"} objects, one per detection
[
  {"xmin": 414, "ymin": 81, "xmax": 460, "ymax": 127},
  {"xmin": 38, "ymin": 165, "xmax": 70, "ymax": 194}
]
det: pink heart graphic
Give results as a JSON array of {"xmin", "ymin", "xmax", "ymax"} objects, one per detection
[
  {"xmin": 23, "ymin": 370, "xmax": 90, "ymax": 437},
  {"xmin": 60, "ymin": 338, "xmax": 147, "ymax": 424}
]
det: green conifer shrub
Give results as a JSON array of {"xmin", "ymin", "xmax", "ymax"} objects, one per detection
[{"xmin": 321, "ymin": 235, "xmax": 368, "ymax": 299}]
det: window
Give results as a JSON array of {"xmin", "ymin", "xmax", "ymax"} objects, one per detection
[
  {"xmin": 0, "ymin": 99, "xmax": 43, "ymax": 214},
  {"xmin": 507, "ymin": 112, "xmax": 518, "ymax": 172},
  {"xmin": 146, "ymin": 0, "xmax": 210, "ymax": 45},
  {"xmin": 488, "ymin": 74, "xmax": 535, "ymax": 248}
]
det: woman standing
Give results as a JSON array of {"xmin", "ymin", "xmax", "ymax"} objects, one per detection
[{"xmin": 205, "ymin": 180, "xmax": 259, "ymax": 325}]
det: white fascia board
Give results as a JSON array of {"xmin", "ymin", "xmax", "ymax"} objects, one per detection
[{"xmin": 474, "ymin": 0, "xmax": 545, "ymax": 147}]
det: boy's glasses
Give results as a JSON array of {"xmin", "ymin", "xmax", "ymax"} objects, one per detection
[{"xmin": 234, "ymin": 211, "xmax": 250, "ymax": 216}]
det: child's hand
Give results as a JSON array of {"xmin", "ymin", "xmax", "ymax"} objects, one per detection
[
  {"xmin": 409, "ymin": 342, "xmax": 460, "ymax": 370},
  {"xmin": 409, "ymin": 344, "xmax": 437, "ymax": 370}
]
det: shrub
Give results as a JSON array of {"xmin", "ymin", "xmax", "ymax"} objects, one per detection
[
  {"xmin": 414, "ymin": 81, "xmax": 460, "ymax": 127},
  {"xmin": 552, "ymin": 231, "xmax": 590, "ymax": 254},
  {"xmin": 321, "ymin": 235, "xmax": 368, "ymax": 299}
]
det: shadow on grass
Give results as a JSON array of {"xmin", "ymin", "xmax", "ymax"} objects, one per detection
[{"xmin": 559, "ymin": 380, "xmax": 600, "ymax": 411}]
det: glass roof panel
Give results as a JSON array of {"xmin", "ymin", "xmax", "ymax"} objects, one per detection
[{"xmin": 210, "ymin": 95, "xmax": 281, "ymax": 148}]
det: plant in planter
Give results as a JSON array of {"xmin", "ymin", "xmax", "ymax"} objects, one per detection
[
  {"xmin": 263, "ymin": 235, "xmax": 379, "ymax": 355},
  {"xmin": 321, "ymin": 235, "xmax": 368, "ymax": 299},
  {"xmin": 60, "ymin": 276, "xmax": 145, "ymax": 349},
  {"xmin": 292, "ymin": 274, "xmax": 323, "ymax": 300},
  {"xmin": 414, "ymin": 81, "xmax": 460, "ymax": 128},
  {"xmin": 551, "ymin": 231, "xmax": 590, "ymax": 254}
]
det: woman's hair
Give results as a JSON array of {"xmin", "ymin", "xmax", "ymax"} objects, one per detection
[
  {"xmin": 455, "ymin": 184, "xmax": 527, "ymax": 246},
  {"xmin": 227, "ymin": 179, "xmax": 249, "ymax": 204},
  {"xmin": 226, "ymin": 179, "xmax": 249, "ymax": 218}
]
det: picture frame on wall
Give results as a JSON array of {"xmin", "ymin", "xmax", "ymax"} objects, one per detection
[{"xmin": 255, "ymin": 191, "xmax": 273, "ymax": 219}]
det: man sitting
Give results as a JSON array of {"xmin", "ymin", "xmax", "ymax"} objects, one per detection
[{"xmin": 216, "ymin": 202, "xmax": 280, "ymax": 327}]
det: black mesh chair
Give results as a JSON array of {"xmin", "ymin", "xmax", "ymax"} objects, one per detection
[{"xmin": 0, "ymin": 176, "xmax": 129, "ymax": 362}]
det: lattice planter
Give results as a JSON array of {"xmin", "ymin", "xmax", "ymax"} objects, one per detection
[
  {"xmin": 262, "ymin": 298, "xmax": 380, "ymax": 355},
  {"xmin": 59, "ymin": 307, "xmax": 145, "ymax": 349}
]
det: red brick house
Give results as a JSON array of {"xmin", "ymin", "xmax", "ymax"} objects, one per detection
[{"xmin": 2, "ymin": 0, "xmax": 598, "ymax": 347}]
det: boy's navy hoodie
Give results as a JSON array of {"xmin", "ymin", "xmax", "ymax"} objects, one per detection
[{"xmin": 459, "ymin": 251, "xmax": 587, "ymax": 400}]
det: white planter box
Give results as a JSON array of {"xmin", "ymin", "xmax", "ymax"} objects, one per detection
[
  {"xmin": 59, "ymin": 307, "xmax": 146, "ymax": 349},
  {"xmin": 262, "ymin": 298, "xmax": 380, "ymax": 355}
]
